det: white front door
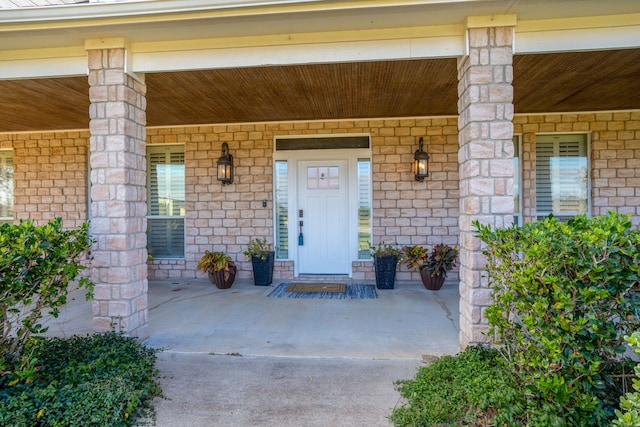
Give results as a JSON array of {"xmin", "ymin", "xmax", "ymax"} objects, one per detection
[{"xmin": 297, "ymin": 160, "xmax": 350, "ymax": 275}]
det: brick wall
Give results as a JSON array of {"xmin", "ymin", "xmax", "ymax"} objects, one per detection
[
  {"xmin": 2, "ymin": 110, "xmax": 640, "ymax": 280},
  {"xmin": 146, "ymin": 117, "xmax": 460, "ymax": 281},
  {"xmin": 0, "ymin": 131, "xmax": 89, "ymax": 229},
  {"xmin": 515, "ymin": 111, "xmax": 640, "ymax": 225},
  {"xmin": 371, "ymin": 117, "xmax": 460, "ymax": 282}
]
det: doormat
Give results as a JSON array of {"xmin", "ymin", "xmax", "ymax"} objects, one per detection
[
  {"xmin": 268, "ymin": 283, "xmax": 377, "ymax": 299},
  {"xmin": 287, "ymin": 283, "xmax": 346, "ymax": 293}
]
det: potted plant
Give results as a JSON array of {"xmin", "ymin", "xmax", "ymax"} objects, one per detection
[
  {"xmin": 243, "ymin": 238, "xmax": 275, "ymax": 286},
  {"xmin": 197, "ymin": 250, "xmax": 237, "ymax": 289},
  {"xmin": 402, "ymin": 243, "xmax": 458, "ymax": 290},
  {"xmin": 370, "ymin": 242, "xmax": 402, "ymax": 289}
]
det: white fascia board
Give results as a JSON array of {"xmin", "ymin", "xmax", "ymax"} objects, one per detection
[
  {"xmin": 466, "ymin": 14, "xmax": 517, "ymax": 28},
  {"xmin": 0, "ymin": 46, "xmax": 86, "ymax": 78},
  {"xmin": 131, "ymin": 24, "xmax": 465, "ymax": 72},
  {"xmin": 0, "ymin": 0, "xmax": 483, "ymax": 25},
  {"xmin": 516, "ymin": 13, "xmax": 640, "ymax": 53}
]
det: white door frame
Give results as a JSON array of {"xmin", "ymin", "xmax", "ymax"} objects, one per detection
[{"xmin": 273, "ymin": 137, "xmax": 371, "ymax": 277}]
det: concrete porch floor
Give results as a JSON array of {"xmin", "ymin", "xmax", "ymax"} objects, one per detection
[
  {"xmin": 43, "ymin": 278, "xmax": 461, "ymax": 426},
  {"xmin": 45, "ymin": 278, "xmax": 460, "ymax": 359}
]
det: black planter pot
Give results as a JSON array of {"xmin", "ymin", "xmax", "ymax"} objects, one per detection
[
  {"xmin": 251, "ymin": 251, "xmax": 275, "ymax": 286},
  {"xmin": 208, "ymin": 265, "xmax": 237, "ymax": 289},
  {"xmin": 374, "ymin": 254, "xmax": 398, "ymax": 289}
]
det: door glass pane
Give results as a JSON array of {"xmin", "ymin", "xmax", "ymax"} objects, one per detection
[
  {"xmin": 318, "ymin": 166, "xmax": 329, "ymax": 189},
  {"xmin": 307, "ymin": 167, "xmax": 318, "ymax": 190},
  {"xmin": 275, "ymin": 161, "xmax": 288, "ymax": 259},
  {"xmin": 357, "ymin": 159, "xmax": 371, "ymax": 259},
  {"xmin": 329, "ymin": 166, "xmax": 339, "ymax": 189},
  {"xmin": 307, "ymin": 166, "xmax": 340, "ymax": 190}
]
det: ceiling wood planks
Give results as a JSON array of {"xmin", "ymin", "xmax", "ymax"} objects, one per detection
[{"xmin": 0, "ymin": 50, "xmax": 639, "ymax": 133}]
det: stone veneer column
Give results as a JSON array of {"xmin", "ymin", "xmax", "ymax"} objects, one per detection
[
  {"xmin": 87, "ymin": 45, "xmax": 148, "ymax": 339},
  {"xmin": 457, "ymin": 19, "xmax": 515, "ymax": 348}
]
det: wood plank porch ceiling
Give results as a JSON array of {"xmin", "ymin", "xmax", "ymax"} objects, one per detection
[{"xmin": 1, "ymin": 49, "xmax": 639, "ymax": 133}]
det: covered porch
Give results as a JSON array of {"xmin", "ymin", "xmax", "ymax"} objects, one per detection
[{"xmin": 2, "ymin": 0, "xmax": 640, "ymax": 349}]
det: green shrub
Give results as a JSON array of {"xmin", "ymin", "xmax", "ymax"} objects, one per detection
[
  {"xmin": 0, "ymin": 218, "xmax": 94, "ymax": 380},
  {"xmin": 475, "ymin": 212, "xmax": 640, "ymax": 426},
  {"xmin": 613, "ymin": 332, "xmax": 640, "ymax": 427},
  {"xmin": 0, "ymin": 333, "xmax": 162, "ymax": 427},
  {"xmin": 391, "ymin": 346, "xmax": 521, "ymax": 426}
]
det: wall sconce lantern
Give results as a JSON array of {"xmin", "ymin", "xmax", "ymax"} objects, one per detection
[
  {"xmin": 413, "ymin": 137, "xmax": 429, "ymax": 182},
  {"xmin": 217, "ymin": 142, "xmax": 234, "ymax": 185}
]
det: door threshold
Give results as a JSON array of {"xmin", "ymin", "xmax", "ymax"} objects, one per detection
[{"xmin": 295, "ymin": 274, "xmax": 351, "ymax": 283}]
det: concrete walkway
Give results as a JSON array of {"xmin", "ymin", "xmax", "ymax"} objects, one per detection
[{"xmin": 45, "ymin": 278, "xmax": 460, "ymax": 426}]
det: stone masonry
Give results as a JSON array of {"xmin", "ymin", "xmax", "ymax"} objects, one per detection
[
  {"xmin": 457, "ymin": 25, "xmax": 515, "ymax": 347},
  {"xmin": 3, "ymin": 111, "xmax": 638, "ymax": 237},
  {"xmin": 87, "ymin": 47, "xmax": 149, "ymax": 339},
  {"xmin": 145, "ymin": 118, "xmax": 460, "ymax": 282},
  {"xmin": 2, "ymin": 131, "xmax": 89, "ymax": 229}
]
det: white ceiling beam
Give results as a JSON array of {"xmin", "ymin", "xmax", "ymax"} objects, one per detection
[
  {"xmin": 132, "ymin": 36, "xmax": 464, "ymax": 73},
  {"xmin": 131, "ymin": 25, "xmax": 464, "ymax": 72},
  {"xmin": 0, "ymin": 46, "xmax": 86, "ymax": 78},
  {"xmin": 515, "ymin": 13, "xmax": 640, "ymax": 53}
]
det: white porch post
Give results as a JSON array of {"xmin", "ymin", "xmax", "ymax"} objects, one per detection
[
  {"xmin": 457, "ymin": 18, "xmax": 515, "ymax": 348},
  {"xmin": 86, "ymin": 43, "xmax": 149, "ymax": 339}
]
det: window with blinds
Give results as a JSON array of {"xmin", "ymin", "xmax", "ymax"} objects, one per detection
[
  {"xmin": 357, "ymin": 159, "xmax": 372, "ymax": 259},
  {"xmin": 147, "ymin": 145, "xmax": 185, "ymax": 258},
  {"xmin": 274, "ymin": 161, "xmax": 288, "ymax": 259},
  {"xmin": 0, "ymin": 151, "xmax": 13, "ymax": 222},
  {"xmin": 536, "ymin": 134, "xmax": 589, "ymax": 221}
]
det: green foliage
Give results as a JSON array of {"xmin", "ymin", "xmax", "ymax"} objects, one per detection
[
  {"xmin": 391, "ymin": 346, "xmax": 520, "ymax": 426},
  {"xmin": 197, "ymin": 250, "xmax": 235, "ymax": 273},
  {"xmin": 474, "ymin": 212, "xmax": 640, "ymax": 426},
  {"xmin": 243, "ymin": 238, "xmax": 274, "ymax": 261},
  {"xmin": 425, "ymin": 243, "xmax": 458, "ymax": 278},
  {"xmin": 0, "ymin": 218, "xmax": 94, "ymax": 378},
  {"xmin": 614, "ymin": 332, "xmax": 640, "ymax": 427},
  {"xmin": 401, "ymin": 245, "xmax": 428, "ymax": 269},
  {"xmin": 0, "ymin": 333, "xmax": 162, "ymax": 427},
  {"xmin": 402, "ymin": 243, "xmax": 459, "ymax": 277},
  {"xmin": 369, "ymin": 241, "xmax": 402, "ymax": 258}
]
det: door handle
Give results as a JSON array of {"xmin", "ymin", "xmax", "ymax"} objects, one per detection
[{"xmin": 298, "ymin": 220, "xmax": 304, "ymax": 245}]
